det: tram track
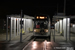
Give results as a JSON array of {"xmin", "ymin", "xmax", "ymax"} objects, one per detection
[
  {"xmin": 23, "ymin": 36, "xmax": 53, "ymax": 50},
  {"xmin": 23, "ymin": 37, "xmax": 36, "ymax": 50}
]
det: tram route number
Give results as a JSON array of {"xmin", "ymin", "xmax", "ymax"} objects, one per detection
[{"xmin": 54, "ymin": 47, "xmax": 74, "ymax": 50}]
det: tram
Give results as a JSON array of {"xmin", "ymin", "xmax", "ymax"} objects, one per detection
[{"xmin": 33, "ymin": 15, "xmax": 51, "ymax": 38}]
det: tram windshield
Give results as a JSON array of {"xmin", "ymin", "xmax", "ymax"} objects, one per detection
[{"xmin": 34, "ymin": 20, "xmax": 48, "ymax": 29}]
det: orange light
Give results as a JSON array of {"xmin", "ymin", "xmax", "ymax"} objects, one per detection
[
  {"xmin": 45, "ymin": 30, "xmax": 48, "ymax": 32},
  {"xmin": 37, "ymin": 16, "xmax": 39, "ymax": 19},
  {"xmin": 16, "ymin": 19, "xmax": 17, "ymax": 20},
  {"xmin": 40, "ymin": 17, "xmax": 45, "ymax": 19},
  {"xmin": 34, "ymin": 29, "xmax": 36, "ymax": 32}
]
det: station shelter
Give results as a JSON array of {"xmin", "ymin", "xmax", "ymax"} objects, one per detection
[
  {"xmin": 6, "ymin": 14, "xmax": 34, "ymax": 41},
  {"xmin": 53, "ymin": 15, "xmax": 75, "ymax": 42}
]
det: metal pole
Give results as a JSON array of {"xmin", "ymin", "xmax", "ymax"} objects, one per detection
[
  {"xmin": 62, "ymin": 19, "xmax": 63, "ymax": 36},
  {"xmin": 64, "ymin": 0, "xmax": 66, "ymax": 16},
  {"xmin": 66, "ymin": 18, "xmax": 67, "ymax": 42},
  {"xmin": 54, "ymin": 18, "xmax": 55, "ymax": 42},
  {"xmin": 17, "ymin": 18, "xmax": 18, "ymax": 36},
  {"xmin": 20, "ymin": 10, "xmax": 22, "ymax": 42},
  {"xmin": 69, "ymin": 18, "xmax": 70, "ymax": 41},
  {"xmin": 6, "ymin": 17, "xmax": 8, "ymax": 41},
  {"xmin": 25, "ymin": 19, "xmax": 26, "ymax": 34},
  {"xmin": 59, "ymin": 20, "xmax": 60, "ymax": 33},
  {"xmin": 9, "ymin": 17, "xmax": 11, "ymax": 41}
]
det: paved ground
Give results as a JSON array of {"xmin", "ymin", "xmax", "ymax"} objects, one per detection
[
  {"xmin": 0, "ymin": 32, "xmax": 33, "ymax": 50},
  {"xmin": 51, "ymin": 31, "xmax": 75, "ymax": 50},
  {"xmin": 70, "ymin": 33, "xmax": 75, "ymax": 42},
  {"xmin": 0, "ymin": 33, "xmax": 8, "ymax": 41},
  {"xmin": 0, "ymin": 31, "xmax": 75, "ymax": 50}
]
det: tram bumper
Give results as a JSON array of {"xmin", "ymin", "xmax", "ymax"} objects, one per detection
[{"xmin": 33, "ymin": 32, "xmax": 50, "ymax": 37}]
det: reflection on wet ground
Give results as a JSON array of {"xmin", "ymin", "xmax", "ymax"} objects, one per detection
[
  {"xmin": 23, "ymin": 41, "xmax": 53, "ymax": 50},
  {"xmin": 23, "ymin": 37, "xmax": 60, "ymax": 50},
  {"xmin": 0, "ymin": 33, "xmax": 75, "ymax": 50},
  {"xmin": 0, "ymin": 40, "xmax": 75, "ymax": 50},
  {"xmin": 23, "ymin": 40, "xmax": 61, "ymax": 50}
]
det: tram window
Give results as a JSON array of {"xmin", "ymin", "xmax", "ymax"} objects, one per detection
[
  {"xmin": 44, "ymin": 22, "xmax": 46, "ymax": 24},
  {"xmin": 44, "ymin": 24, "xmax": 48, "ymax": 29},
  {"xmin": 36, "ymin": 25, "xmax": 40, "ymax": 28},
  {"xmin": 34, "ymin": 20, "xmax": 48, "ymax": 29},
  {"xmin": 37, "ymin": 22, "xmax": 40, "ymax": 25}
]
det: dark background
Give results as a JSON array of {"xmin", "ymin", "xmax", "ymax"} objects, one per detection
[{"xmin": 0, "ymin": 0, "xmax": 75, "ymax": 20}]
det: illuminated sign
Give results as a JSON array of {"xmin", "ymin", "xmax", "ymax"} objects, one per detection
[
  {"xmin": 36, "ymin": 16, "xmax": 47, "ymax": 19},
  {"xmin": 40, "ymin": 17, "xmax": 45, "ymax": 19}
]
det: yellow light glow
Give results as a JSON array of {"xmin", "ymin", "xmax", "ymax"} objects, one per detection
[
  {"xmin": 46, "ymin": 30, "xmax": 48, "ymax": 32},
  {"xmin": 34, "ymin": 29, "xmax": 36, "ymax": 32},
  {"xmin": 37, "ymin": 16, "xmax": 39, "ymax": 19},
  {"xmin": 32, "ymin": 41, "xmax": 37, "ymax": 49},
  {"xmin": 16, "ymin": 19, "xmax": 17, "ymax": 20},
  {"xmin": 47, "ymin": 42, "xmax": 51, "ymax": 44},
  {"xmin": 40, "ymin": 17, "xmax": 45, "ymax": 19}
]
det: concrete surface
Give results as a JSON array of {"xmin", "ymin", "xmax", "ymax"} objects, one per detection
[{"xmin": 0, "ymin": 31, "xmax": 75, "ymax": 50}]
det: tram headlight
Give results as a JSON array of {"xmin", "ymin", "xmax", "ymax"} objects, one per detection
[
  {"xmin": 46, "ymin": 30, "xmax": 48, "ymax": 32},
  {"xmin": 34, "ymin": 29, "xmax": 36, "ymax": 32},
  {"xmin": 37, "ymin": 16, "xmax": 39, "ymax": 19}
]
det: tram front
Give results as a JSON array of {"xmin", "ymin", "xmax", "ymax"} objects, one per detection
[{"xmin": 33, "ymin": 15, "xmax": 50, "ymax": 37}]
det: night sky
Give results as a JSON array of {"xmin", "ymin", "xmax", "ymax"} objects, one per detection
[{"xmin": 0, "ymin": 0, "xmax": 75, "ymax": 20}]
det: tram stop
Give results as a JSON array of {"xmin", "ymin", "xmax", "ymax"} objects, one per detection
[
  {"xmin": 52, "ymin": 15, "xmax": 75, "ymax": 44},
  {"xmin": 6, "ymin": 14, "xmax": 34, "ymax": 42}
]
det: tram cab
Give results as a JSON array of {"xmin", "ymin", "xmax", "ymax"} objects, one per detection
[{"xmin": 33, "ymin": 15, "xmax": 51, "ymax": 37}]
